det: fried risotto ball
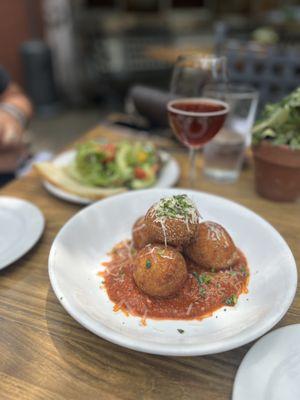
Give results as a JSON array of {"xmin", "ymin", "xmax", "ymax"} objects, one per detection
[
  {"xmin": 132, "ymin": 216, "xmax": 151, "ymax": 250},
  {"xmin": 185, "ymin": 221, "xmax": 239, "ymax": 270},
  {"xmin": 145, "ymin": 194, "xmax": 199, "ymax": 247},
  {"xmin": 133, "ymin": 244, "xmax": 187, "ymax": 298}
]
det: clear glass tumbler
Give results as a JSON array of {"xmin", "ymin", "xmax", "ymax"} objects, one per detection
[{"xmin": 203, "ymin": 84, "xmax": 259, "ymax": 182}]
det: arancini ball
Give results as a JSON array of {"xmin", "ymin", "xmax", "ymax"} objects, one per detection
[
  {"xmin": 185, "ymin": 221, "xmax": 239, "ymax": 270},
  {"xmin": 145, "ymin": 194, "xmax": 199, "ymax": 247},
  {"xmin": 133, "ymin": 244, "xmax": 187, "ymax": 298},
  {"xmin": 132, "ymin": 216, "xmax": 151, "ymax": 250}
]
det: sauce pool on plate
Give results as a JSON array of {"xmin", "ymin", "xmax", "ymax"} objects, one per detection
[{"xmin": 100, "ymin": 240, "xmax": 249, "ymax": 323}]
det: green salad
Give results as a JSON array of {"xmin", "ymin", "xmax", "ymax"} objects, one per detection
[
  {"xmin": 67, "ymin": 141, "xmax": 161, "ymax": 189},
  {"xmin": 252, "ymin": 87, "xmax": 300, "ymax": 149}
]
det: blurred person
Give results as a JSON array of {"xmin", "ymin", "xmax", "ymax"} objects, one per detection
[{"xmin": 0, "ymin": 65, "xmax": 33, "ymax": 186}]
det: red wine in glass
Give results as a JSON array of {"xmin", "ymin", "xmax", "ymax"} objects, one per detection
[
  {"xmin": 168, "ymin": 98, "xmax": 229, "ymax": 148},
  {"xmin": 167, "ymin": 98, "xmax": 229, "ymax": 186}
]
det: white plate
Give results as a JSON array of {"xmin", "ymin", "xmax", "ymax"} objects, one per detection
[
  {"xmin": 233, "ymin": 324, "xmax": 300, "ymax": 400},
  {"xmin": 48, "ymin": 189, "xmax": 297, "ymax": 356},
  {"xmin": 0, "ymin": 197, "xmax": 44, "ymax": 270},
  {"xmin": 43, "ymin": 150, "xmax": 180, "ymax": 204}
]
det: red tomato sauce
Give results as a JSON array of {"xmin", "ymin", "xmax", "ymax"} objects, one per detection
[{"xmin": 101, "ymin": 240, "xmax": 249, "ymax": 321}]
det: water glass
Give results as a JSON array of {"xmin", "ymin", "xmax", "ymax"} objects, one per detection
[{"xmin": 203, "ymin": 84, "xmax": 259, "ymax": 182}]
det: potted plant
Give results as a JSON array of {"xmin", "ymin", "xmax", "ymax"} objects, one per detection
[{"xmin": 252, "ymin": 88, "xmax": 300, "ymax": 201}]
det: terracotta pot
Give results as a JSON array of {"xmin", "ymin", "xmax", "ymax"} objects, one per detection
[{"xmin": 252, "ymin": 141, "xmax": 300, "ymax": 202}]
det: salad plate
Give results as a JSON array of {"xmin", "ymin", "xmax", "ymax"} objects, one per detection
[
  {"xmin": 40, "ymin": 146, "xmax": 180, "ymax": 205},
  {"xmin": 48, "ymin": 189, "xmax": 297, "ymax": 356}
]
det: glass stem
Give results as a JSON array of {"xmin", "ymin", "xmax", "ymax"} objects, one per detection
[{"xmin": 188, "ymin": 148, "xmax": 197, "ymax": 187}]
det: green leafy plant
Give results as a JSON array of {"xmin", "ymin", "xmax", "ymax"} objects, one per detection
[{"xmin": 252, "ymin": 87, "xmax": 300, "ymax": 150}]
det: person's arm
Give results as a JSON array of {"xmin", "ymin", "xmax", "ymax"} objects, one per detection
[
  {"xmin": 0, "ymin": 83, "xmax": 33, "ymax": 121},
  {"xmin": 0, "ymin": 83, "xmax": 33, "ymax": 147}
]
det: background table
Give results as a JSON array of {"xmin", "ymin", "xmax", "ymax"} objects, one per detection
[
  {"xmin": 0, "ymin": 125, "xmax": 299, "ymax": 400},
  {"xmin": 144, "ymin": 45, "xmax": 213, "ymax": 63}
]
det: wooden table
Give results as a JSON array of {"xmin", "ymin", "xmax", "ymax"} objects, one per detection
[{"xmin": 0, "ymin": 125, "xmax": 299, "ymax": 400}]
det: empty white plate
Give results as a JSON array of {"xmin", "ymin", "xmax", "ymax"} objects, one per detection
[
  {"xmin": 233, "ymin": 324, "xmax": 300, "ymax": 400},
  {"xmin": 44, "ymin": 150, "xmax": 180, "ymax": 204},
  {"xmin": 0, "ymin": 197, "xmax": 44, "ymax": 270},
  {"xmin": 48, "ymin": 189, "xmax": 297, "ymax": 356}
]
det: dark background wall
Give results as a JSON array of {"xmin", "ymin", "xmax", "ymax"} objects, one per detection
[{"xmin": 0, "ymin": 0, "xmax": 43, "ymax": 87}]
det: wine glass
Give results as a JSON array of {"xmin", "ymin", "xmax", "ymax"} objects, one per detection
[{"xmin": 167, "ymin": 55, "xmax": 229, "ymax": 186}]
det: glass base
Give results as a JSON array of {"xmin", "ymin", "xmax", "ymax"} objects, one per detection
[{"xmin": 204, "ymin": 167, "xmax": 240, "ymax": 183}]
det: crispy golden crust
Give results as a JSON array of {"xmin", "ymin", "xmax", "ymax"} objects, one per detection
[
  {"xmin": 185, "ymin": 221, "xmax": 239, "ymax": 270},
  {"xmin": 132, "ymin": 216, "xmax": 151, "ymax": 250},
  {"xmin": 34, "ymin": 162, "xmax": 127, "ymax": 200},
  {"xmin": 145, "ymin": 207, "xmax": 198, "ymax": 246},
  {"xmin": 133, "ymin": 244, "xmax": 187, "ymax": 298}
]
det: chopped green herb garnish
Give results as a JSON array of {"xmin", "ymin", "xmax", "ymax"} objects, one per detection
[
  {"xmin": 229, "ymin": 270, "xmax": 237, "ymax": 277},
  {"xmin": 192, "ymin": 271, "xmax": 210, "ymax": 297},
  {"xmin": 193, "ymin": 271, "xmax": 212, "ymax": 284},
  {"xmin": 211, "ymin": 268, "xmax": 216, "ymax": 273},
  {"xmin": 200, "ymin": 273, "xmax": 212, "ymax": 284},
  {"xmin": 225, "ymin": 294, "xmax": 238, "ymax": 306},
  {"xmin": 193, "ymin": 271, "xmax": 211, "ymax": 284},
  {"xmin": 177, "ymin": 329, "xmax": 185, "ymax": 334},
  {"xmin": 155, "ymin": 195, "xmax": 197, "ymax": 221},
  {"xmin": 240, "ymin": 266, "xmax": 249, "ymax": 277},
  {"xmin": 145, "ymin": 259, "xmax": 152, "ymax": 269},
  {"xmin": 192, "ymin": 271, "xmax": 201, "ymax": 284}
]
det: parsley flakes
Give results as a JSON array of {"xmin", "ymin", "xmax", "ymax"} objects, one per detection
[
  {"xmin": 225, "ymin": 294, "xmax": 238, "ymax": 306},
  {"xmin": 240, "ymin": 266, "xmax": 249, "ymax": 277},
  {"xmin": 155, "ymin": 195, "xmax": 197, "ymax": 221},
  {"xmin": 192, "ymin": 272, "xmax": 211, "ymax": 298}
]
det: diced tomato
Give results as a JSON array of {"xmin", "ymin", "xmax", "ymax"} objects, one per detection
[
  {"xmin": 102, "ymin": 143, "xmax": 116, "ymax": 162},
  {"xmin": 104, "ymin": 143, "xmax": 116, "ymax": 152},
  {"xmin": 134, "ymin": 167, "xmax": 147, "ymax": 180}
]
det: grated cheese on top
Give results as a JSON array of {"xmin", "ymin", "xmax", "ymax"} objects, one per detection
[
  {"xmin": 149, "ymin": 195, "xmax": 199, "ymax": 246},
  {"xmin": 205, "ymin": 222, "xmax": 230, "ymax": 248},
  {"xmin": 151, "ymin": 195, "xmax": 199, "ymax": 223}
]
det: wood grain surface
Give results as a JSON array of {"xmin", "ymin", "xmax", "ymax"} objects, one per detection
[{"xmin": 0, "ymin": 125, "xmax": 299, "ymax": 400}]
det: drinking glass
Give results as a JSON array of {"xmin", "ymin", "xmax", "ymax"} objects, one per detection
[
  {"xmin": 202, "ymin": 83, "xmax": 259, "ymax": 182},
  {"xmin": 167, "ymin": 55, "xmax": 229, "ymax": 186}
]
